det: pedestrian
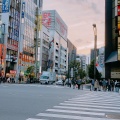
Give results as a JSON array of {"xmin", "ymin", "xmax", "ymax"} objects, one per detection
[
  {"xmin": 77, "ymin": 79, "xmax": 81, "ymax": 90},
  {"xmin": 94, "ymin": 79, "xmax": 99, "ymax": 91},
  {"xmin": 72, "ymin": 79, "xmax": 76, "ymax": 89},
  {"xmin": 108, "ymin": 79, "xmax": 111, "ymax": 91},
  {"xmin": 102, "ymin": 79, "xmax": 107, "ymax": 91},
  {"xmin": 110, "ymin": 80, "xmax": 114, "ymax": 92},
  {"xmin": 7, "ymin": 77, "xmax": 10, "ymax": 83},
  {"xmin": 91, "ymin": 79, "xmax": 94, "ymax": 91},
  {"xmin": 62, "ymin": 79, "xmax": 65, "ymax": 86},
  {"xmin": 115, "ymin": 80, "xmax": 119, "ymax": 92},
  {"xmin": 99, "ymin": 80, "xmax": 103, "ymax": 91},
  {"xmin": 69, "ymin": 79, "xmax": 72, "ymax": 88},
  {"xmin": 0, "ymin": 76, "xmax": 1, "ymax": 84}
]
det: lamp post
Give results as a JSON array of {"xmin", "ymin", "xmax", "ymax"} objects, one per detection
[{"xmin": 93, "ymin": 24, "xmax": 97, "ymax": 81}]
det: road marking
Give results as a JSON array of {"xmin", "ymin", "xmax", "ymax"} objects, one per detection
[
  {"xmin": 60, "ymin": 103, "xmax": 120, "ymax": 110},
  {"xmin": 68, "ymin": 100, "xmax": 120, "ymax": 104},
  {"xmin": 46, "ymin": 109, "xmax": 105, "ymax": 116},
  {"xmin": 64, "ymin": 100, "xmax": 120, "ymax": 107},
  {"xmin": 26, "ymin": 118, "xmax": 47, "ymax": 120},
  {"xmin": 70, "ymin": 97, "xmax": 120, "ymax": 101},
  {"xmin": 54, "ymin": 105, "xmax": 120, "ymax": 113},
  {"xmin": 37, "ymin": 113, "xmax": 115, "ymax": 120}
]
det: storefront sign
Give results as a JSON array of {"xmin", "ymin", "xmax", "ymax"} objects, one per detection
[
  {"xmin": 7, "ymin": 43, "xmax": 18, "ymax": 51},
  {"xmin": 10, "ymin": 70, "xmax": 16, "ymax": 74},
  {"xmin": 2, "ymin": 0, "xmax": 10, "ymax": 13},
  {"xmin": 118, "ymin": 6, "xmax": 120, "ymax": 16},
  {"xmin": 111, "ymin": 72, "xmax": 120, "ymax": 78}
]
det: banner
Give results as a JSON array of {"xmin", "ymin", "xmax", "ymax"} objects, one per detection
[
  {"xmin": 2, "ymin": 0, "xmax": 10, "ymax": 13},
  {"xmin": 96, "ymin": 63, "xmax": 103, "ymax": 73}
]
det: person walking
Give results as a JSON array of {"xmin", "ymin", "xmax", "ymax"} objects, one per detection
[
  {"xmin": 108, "ymin": 79, "xmax": 111, "ymax": 91},
  {"xmin": 115, "ymin": 80, "xmax": 119, "ymax": 92},
  {"xmin": 77, "ymin": 79, "xmax": 81, "ymax": 90},
  {"xmin": 99, "ymin": 80, "xmax": 103, "ymax": 91},
  {"xmin": 72, "ymin": 79, "xmax": 76, "ymax": 89},
  {"xmin": 94, "ymin": 79, "xmax": 99, "ymax": 91},
  {"xmin": 91, "ymin": 79, "xmax": 94, "ymax": 91},
  {"xmin": 102, "ymin": 79, "xmax": 107, "ymax": 91},
  {"xmin": 111, "ymin": 80, "xmax": 114, "ymax": 92}
]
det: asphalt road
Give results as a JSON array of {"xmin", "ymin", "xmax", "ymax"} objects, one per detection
[
  {"xmin": 0, "ymin": 84, "xmax": 85, "ymax": 120},
  {"xmin": 0, "ymin": 84, "xmax": 120, "ymax": 120}
]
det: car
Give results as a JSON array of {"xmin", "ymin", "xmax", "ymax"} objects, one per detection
[{"xmin": 56, "ymin": 79, "xmax": 63, "ymax": 85}]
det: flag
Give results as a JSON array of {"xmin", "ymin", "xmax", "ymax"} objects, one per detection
[{"xmin": 96, "ymin": 63, "xmax": 103, "ymax": 73}]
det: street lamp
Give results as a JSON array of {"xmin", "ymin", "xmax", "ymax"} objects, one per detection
[{"xmin": 93, "ymin": 24, "xmax": 97, "ymax": 81}]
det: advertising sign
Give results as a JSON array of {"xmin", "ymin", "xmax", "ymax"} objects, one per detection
[
  {"xmin": 21, "ymin": 2, "xmax": 25, "ymax": 23},
  {"xmin": 118, "ymin": 37, "xmax": 120, "ymax": 60},
  {"xmin": 111, "ymin": 72, "xmax": 120, "ymax": 78},
  {"xmin": 42, "ymin": 12, "xmax": 52, "ymax": 28},
  {"xmin": 42, "ymin": 10, "xmax": 68, "ymax": 40},
  {"xmin": 2, "ymin": 0, "xmax": 10, "ymax": 13},
  {"xmin": 10, "ymin": 70, "xmax": 16, "ymax": 74},
  {"xmin": 118, "ymin": 6, "xmax": 120, "ymax": 16}
]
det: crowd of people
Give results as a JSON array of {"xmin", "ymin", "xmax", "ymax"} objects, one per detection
[
  {"xmin": 0, "ymin": 76, "xmax": 15, "ymax": 83},
  {"xmin": 91, "ymin": 79, "xmax": 120, "ymax": 92},
  {"xmin": 64, "ymin": 78, "xmax": 83, "ymax": 90}
]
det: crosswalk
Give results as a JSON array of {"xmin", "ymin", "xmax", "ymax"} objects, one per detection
[{"xmin": 26, "ymin": 91, "xmax": 120, "ymax": 120}]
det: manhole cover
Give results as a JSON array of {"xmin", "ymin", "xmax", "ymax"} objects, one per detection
[{"xmin": 106, "ymin": 114, "xmax": 120, "ymax": 119}]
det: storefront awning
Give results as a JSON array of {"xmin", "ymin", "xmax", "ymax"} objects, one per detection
[{"xmin": 105, "ymin": 51, "xmax": 117, "ymax": 63}]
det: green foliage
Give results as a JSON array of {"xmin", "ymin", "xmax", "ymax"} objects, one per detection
[
  {"xmin": 25, "ymin": 66, "xmax": 35, "ymax": 78},
  {"xmin": 78, "ymin": 69, "xmax": 86, "ymax": 79},
  {"xmin": 88, "ymin": 60, "xmax": 102, "ymax": 79},
  {"xmin": 67, "ymin": 60, "xmax": 86, "ymax": 79}
]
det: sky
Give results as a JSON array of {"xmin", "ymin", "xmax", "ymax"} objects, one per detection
[{"xmin": 43, "ymin": 0, "xmax": 105, "ymax": 55}]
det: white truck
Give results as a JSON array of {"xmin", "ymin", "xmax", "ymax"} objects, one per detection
[{"xmin": 40, "ymin": 71, "xmax": 56, "ymax": 84}]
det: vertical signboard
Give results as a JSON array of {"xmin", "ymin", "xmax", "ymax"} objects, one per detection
[
  {"xmin": 42, "ymin": 12, "xmax": 52, "ymax": 28},
  {"xmin": 21, "ymin": 2, "xmax": 25, "ymax": 23},
  {"xmin": 2, "ymin": 0, "xmax": 10, "ymax": 13},
  {"xmin": 118, "ymin": 37, "xmax": 120, "ymax": 60}
]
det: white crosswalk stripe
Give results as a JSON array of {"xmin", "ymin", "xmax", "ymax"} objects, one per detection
[
  {"xmin": 26, "ymin": 91, "xmax": 120, "ymax": 120},
  {"xmin": 26, "ymin": 118, "xmax": 47, "ymax": 120}
]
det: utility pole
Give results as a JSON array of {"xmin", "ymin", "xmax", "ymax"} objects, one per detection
[{"xmin": 93, "ymin": 24, "xmax": 97, "ymax": 81}]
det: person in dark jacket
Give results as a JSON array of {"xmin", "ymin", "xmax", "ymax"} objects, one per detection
[{"xmin": 77, "ymin": 79, "xmax": 81, "ymax": 90}]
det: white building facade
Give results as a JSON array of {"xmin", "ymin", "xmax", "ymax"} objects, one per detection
[{"xmin": 42, "ymin": 10, "xmax": 68, "ymax": 76}]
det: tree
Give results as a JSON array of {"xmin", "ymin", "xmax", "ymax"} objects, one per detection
[
  {"xmin": 25, "ymin": 66, "xmax": 35, "ymax": 78},
  {"xmin": 68, "ymin": 60, "xmax": 80, "ymax": 79},
  {"xmin": 78, "ymin": 69, "xmax": 86, "ymax": 79},
  {"xmin": 88, "ymin": 60, "xmax": 102, "ymax": 79}
]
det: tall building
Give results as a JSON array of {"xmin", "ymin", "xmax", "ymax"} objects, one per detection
[
  {"xmin": 105, "ymin": 0, "xmax": 120, "ymax": 79},
  {"xmin": 42, "ymin": 10, "xmax": 68, "ymax": 76},
  {"xmin": 1, "ymin": 0, "xmax": 43, "ymax": 79},
  {"xmin": 38, "ymin": 25, "xmax": 49, "ymax": 73},
  {"xmin": 67, "ymin": 39, "xmax": 77, "ymax": 63},
  {"xmin": 80, "ymin": 55, "xmax": 87, "ymax": 72},
  {"xmin": 98, "ymin": 47, "xmax": 105, "ymax": 78},
  {"xmin": 90, "ymin": 48, "xmax": 99, "ymax": 63},
  {"xmin": 1, "ymin": 0, "xmax": 21, "ymax": 78}
]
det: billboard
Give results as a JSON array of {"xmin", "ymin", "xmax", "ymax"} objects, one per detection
[
  {"xmin": 42, "ymin": 10, "xmax": 68, "ymax": 40},
  {"xmin": 118, "ymin": 6, "xmax": 120, "ymax": 16},
  {"xmin": 2, "ymin": 0, "xmax": 10, "ymax": 13},
  {"xmin": 118, "ymin": 37, "xmax": 120, "ymax": 60}
]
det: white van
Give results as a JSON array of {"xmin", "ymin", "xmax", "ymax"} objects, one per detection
[{"xmin": 40, "ymin": 71, "xmax": 56, "ymax": 84}]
